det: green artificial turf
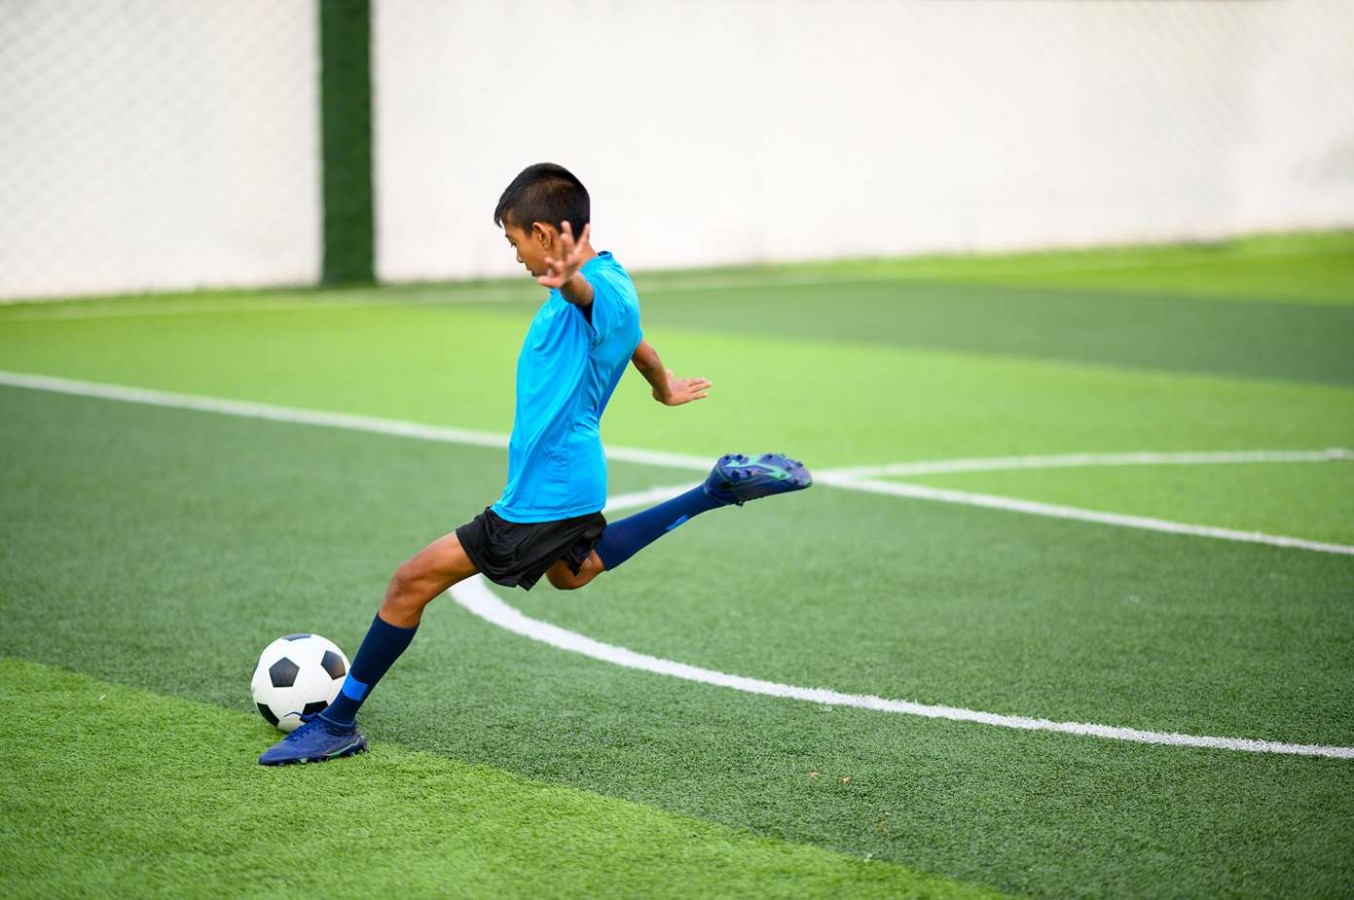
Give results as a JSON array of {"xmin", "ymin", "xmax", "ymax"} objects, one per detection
[
  {"xmin": 4, "ymin": 231, "xmax": 1347, "ymax": 315},
  {"xmin": 1, "ymin": 386, "xmax": 1350, "ymax": 899},
  {"xmin": 2, "ymin": 237, "xmax": 1352, "ymax": 898},
  {"xmin": 4, "ymin": 232, "xmax": 1352, "ymax": 388},
  {"xmin": 762, "ymin": 231, "xmax": 1354, "ymax": 306},
  {"xmin": 0, "ymin": 304, "xmax": 1351, "ymax": 477},
  {"xmin": 0, "ymin": 658, "xmax": 1002, "ymax": 900}
]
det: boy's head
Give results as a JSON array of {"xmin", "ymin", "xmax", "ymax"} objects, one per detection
[{"xmin": 494, "ymin": 163, "xmax": 590, "ymax": 278}]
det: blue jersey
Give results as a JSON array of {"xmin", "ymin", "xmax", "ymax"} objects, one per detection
[{"xmin": 492, "ymin": 252, "xmax": 643, "ymax": 523}]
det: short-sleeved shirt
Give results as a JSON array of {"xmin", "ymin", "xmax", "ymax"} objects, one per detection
[{"xmin": 491, "ymin": 251, "xmax": 643, "ymax": 523}]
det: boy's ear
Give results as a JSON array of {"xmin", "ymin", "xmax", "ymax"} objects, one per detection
[{"xmin": 531, "ymin": 221, "xmax": 555, "ymax": 249}]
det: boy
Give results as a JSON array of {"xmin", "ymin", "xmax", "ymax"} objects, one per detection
[{"xmin": 260, "ymin": 163, "xmax": 810, "ymax": 765}]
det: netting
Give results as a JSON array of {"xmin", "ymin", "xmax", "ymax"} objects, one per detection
[
  {"xmin": 0, "ymin": 0, "xmax": 320, "ymax": 300},
  {"xmin": 3, "ymin": 0, "xmax": 1351, "ymax": 299}
]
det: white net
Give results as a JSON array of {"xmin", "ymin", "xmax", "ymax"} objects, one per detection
[
  {"xmin": 3, "ymin": 1, "xmax": 1351, "ymax": 298},
  {"xmin": 0, "ymin": 0, "xmax": 319, "ymax": 300}
]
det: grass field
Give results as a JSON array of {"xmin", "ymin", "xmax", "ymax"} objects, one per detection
[{"xmin": 1, "ymin": 233, "xmax": 1352, "ymax": 898}]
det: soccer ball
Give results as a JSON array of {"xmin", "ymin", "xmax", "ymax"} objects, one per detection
[{"xmin": 251, "ymin": 633, "xmax": 349, "ymax": 732}]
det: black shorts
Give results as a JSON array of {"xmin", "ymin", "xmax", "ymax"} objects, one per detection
[{"xmin": 455, "ymin": 507, "xmax": 607, "ymax": 590}]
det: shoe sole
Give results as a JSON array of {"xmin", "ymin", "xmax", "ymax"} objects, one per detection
[
  {"xmin": 259, "ymin": 736, "xmax": 368, "ymax": 767},
  {"xmin": 709, "ymin": 453, "xmax": 812, "ymax": 504}
]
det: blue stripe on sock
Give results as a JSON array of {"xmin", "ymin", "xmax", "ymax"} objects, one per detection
[
  {"xmin": 340, "ymin": 676, "xmax": 369, "ymax": 701},
  {"xmin": 665, "ymin": 514, "xmax": 690, "ymax": 532}
]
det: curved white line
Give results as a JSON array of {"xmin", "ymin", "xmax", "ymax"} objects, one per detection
[
  {"xmin": 4, "ymin": 370, "xmax": 1347, "ymax": 754},
  {"xmin": 450, "ymin": 576, "xmax": 1354, "ymax": 759}
]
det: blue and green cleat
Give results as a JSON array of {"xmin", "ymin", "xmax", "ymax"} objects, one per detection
[
  {"xmin": 703, "ymin": 452, "xmax": 813, "ymax": 506},
  {"xmin": 258, "ymin": 713, "xmax": 367, "ymax": 766}
]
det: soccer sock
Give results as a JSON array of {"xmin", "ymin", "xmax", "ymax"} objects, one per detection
[
  {"xmin": 320, "ymin": 613, "xmax": 417, "ymax": 728},
  {"xmin": 594, "ymin": 485, "xmax": 724, "ymax": 571}
]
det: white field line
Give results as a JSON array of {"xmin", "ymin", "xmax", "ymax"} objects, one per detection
[
  {"xmin": 450, "ymin": 577, "xmax": 1354, "ymax": 759},
  {"xmin": 604, "ymin": 485, "xmax": 693, "ymax": 513},
  {"xmin": 815, "ymin": 473, "xmax": 1354, "ymax": 556},
  {"xmin": 0, "ymin": 371, "xmax": 512, "ymax": 451},
  {"xmin": 2, "ymin": 370, "xmax": 1350, "ymax": 555},
  {"xmin": 0, "ymin": 371, "xmax": 711, "ymax": 471},
  {"xmin": 832, "ymin": 448, "xmax": 1354, "ymax": 479}
]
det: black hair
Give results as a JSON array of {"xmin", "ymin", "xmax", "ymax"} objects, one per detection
[{"xmin": 493, "ymin": 163, "xmax": 590, "ymax": 235}]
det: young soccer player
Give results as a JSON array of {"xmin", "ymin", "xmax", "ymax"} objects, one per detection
[{"xmin": 260, "ymin": 163, "xmax": 811, "ymax": 765}]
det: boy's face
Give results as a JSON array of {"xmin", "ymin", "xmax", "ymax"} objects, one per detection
[{"xmin": 502, "ymin": 214, "xmax": 551, "ymax": 279}]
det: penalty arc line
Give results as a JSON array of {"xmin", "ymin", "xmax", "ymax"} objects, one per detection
[
  {"xmin": 1, "ymin": 370, "xmax": 1351, "ymax": 555},
  {"xmin": 449, "ymin": 576, "xmax": 1354, "ymax": 759}
]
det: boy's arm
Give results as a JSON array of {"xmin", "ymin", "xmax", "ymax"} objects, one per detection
[
  {"xmin": 631, "ymin": 339, "xmax": 711, "ymax": 406},
  {"xmin": 558, "ymin": 270, "xmax": 594, "ymax": 309},
  {"xmin": 537, "ymin": 222, "xmax": 595, "ymax": 308}
]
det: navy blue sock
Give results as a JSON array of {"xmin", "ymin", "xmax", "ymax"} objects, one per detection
[
  {"xmin": 595, "ymin": 485, "xmax": 725, "ymax": 571},
  {"xmin": 321, "ymin": 613, "xmax": 417, "ymax": 727}
]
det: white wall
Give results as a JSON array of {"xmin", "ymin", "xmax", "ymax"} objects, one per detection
[
  {"xmin": 373, "ymin": 0, "xmax": 1354, "ymax": 282},
  {"xmin": 2, "ymin": 1, "xmax": 1348, "ymax": 299},
  {"xmin": 0, "ymin": 0, "xmax": 319, "ymax": 300}
]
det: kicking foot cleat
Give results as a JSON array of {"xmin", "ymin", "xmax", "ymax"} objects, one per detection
[
  {"xmin": 258, "ymin": 714, "xmax": 367, "ymax": 766},
  {"xmin": 703, "ymin": 452, "xmax": 813, "ymax": 506}
]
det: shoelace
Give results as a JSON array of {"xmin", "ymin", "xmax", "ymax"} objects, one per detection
[{"xmin": 285, "ymin": 715, "xmax": 324, "ymax": 741}]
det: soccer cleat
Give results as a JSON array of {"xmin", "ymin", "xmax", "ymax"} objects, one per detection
[
  {"xmin": 258, "ymin": 713, "xmax": 367, "ymax": 766},
  {"xmin": 703, "ymin": 452, "xmax": 813, "ymax": 506}
]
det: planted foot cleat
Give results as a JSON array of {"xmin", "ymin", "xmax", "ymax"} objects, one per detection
[
  {"xmin": 703, "ymin": 452, "xmax": 813, "ymax": 506},
  {"xmin": 258, "ymin": 714, "xmax": 367, "ymax": 766}
]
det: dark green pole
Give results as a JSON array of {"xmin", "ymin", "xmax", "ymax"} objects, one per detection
[{"xmin": 319, "ymin": 0, "xmax": 375, "ymax": 285}]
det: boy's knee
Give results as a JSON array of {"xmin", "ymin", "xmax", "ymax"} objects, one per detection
[
  {"xmin": 386, "ymin": 557, "xmax": 441, "ymax": 612},
  {"xmin": 389, "ymin": 559, "xmax": 422, "ymax": 595}
]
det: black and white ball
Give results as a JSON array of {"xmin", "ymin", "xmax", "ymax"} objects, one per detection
[{"xmin": 251, "ymin": 634, "xmax": 349, "ymax": 732}]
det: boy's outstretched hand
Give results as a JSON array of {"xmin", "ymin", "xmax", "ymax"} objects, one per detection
[
  {"xmin": 631, "ymin": 335, "xmax": 709, "ymax": 407},
  {"xmin": 538, "ymin": 221, "xmax": 591, "ymax": 289},
  {"xmin": 656, "ymin": 369, "xmax": 712, "ymax": 406}
]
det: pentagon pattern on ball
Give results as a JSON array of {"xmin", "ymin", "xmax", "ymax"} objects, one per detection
[
  {"xmin": 251, "ymin": 633, "xmax": 352, "ymax": 733},
  {"xmin": 320, "ymin": 649, "xmax": 347, "ymax": 680},
  {"xmin": 269, "ymin": 657, "xmax": 300, "ymax": 688},
  {"xmin": 256, "ymin": 702, "xmax": 280, "ymax": 727}
]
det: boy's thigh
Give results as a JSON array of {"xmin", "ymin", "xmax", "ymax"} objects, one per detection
[{"xmin": 397, "ymin": 531, "xmax": 480, "ymax": 587}]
